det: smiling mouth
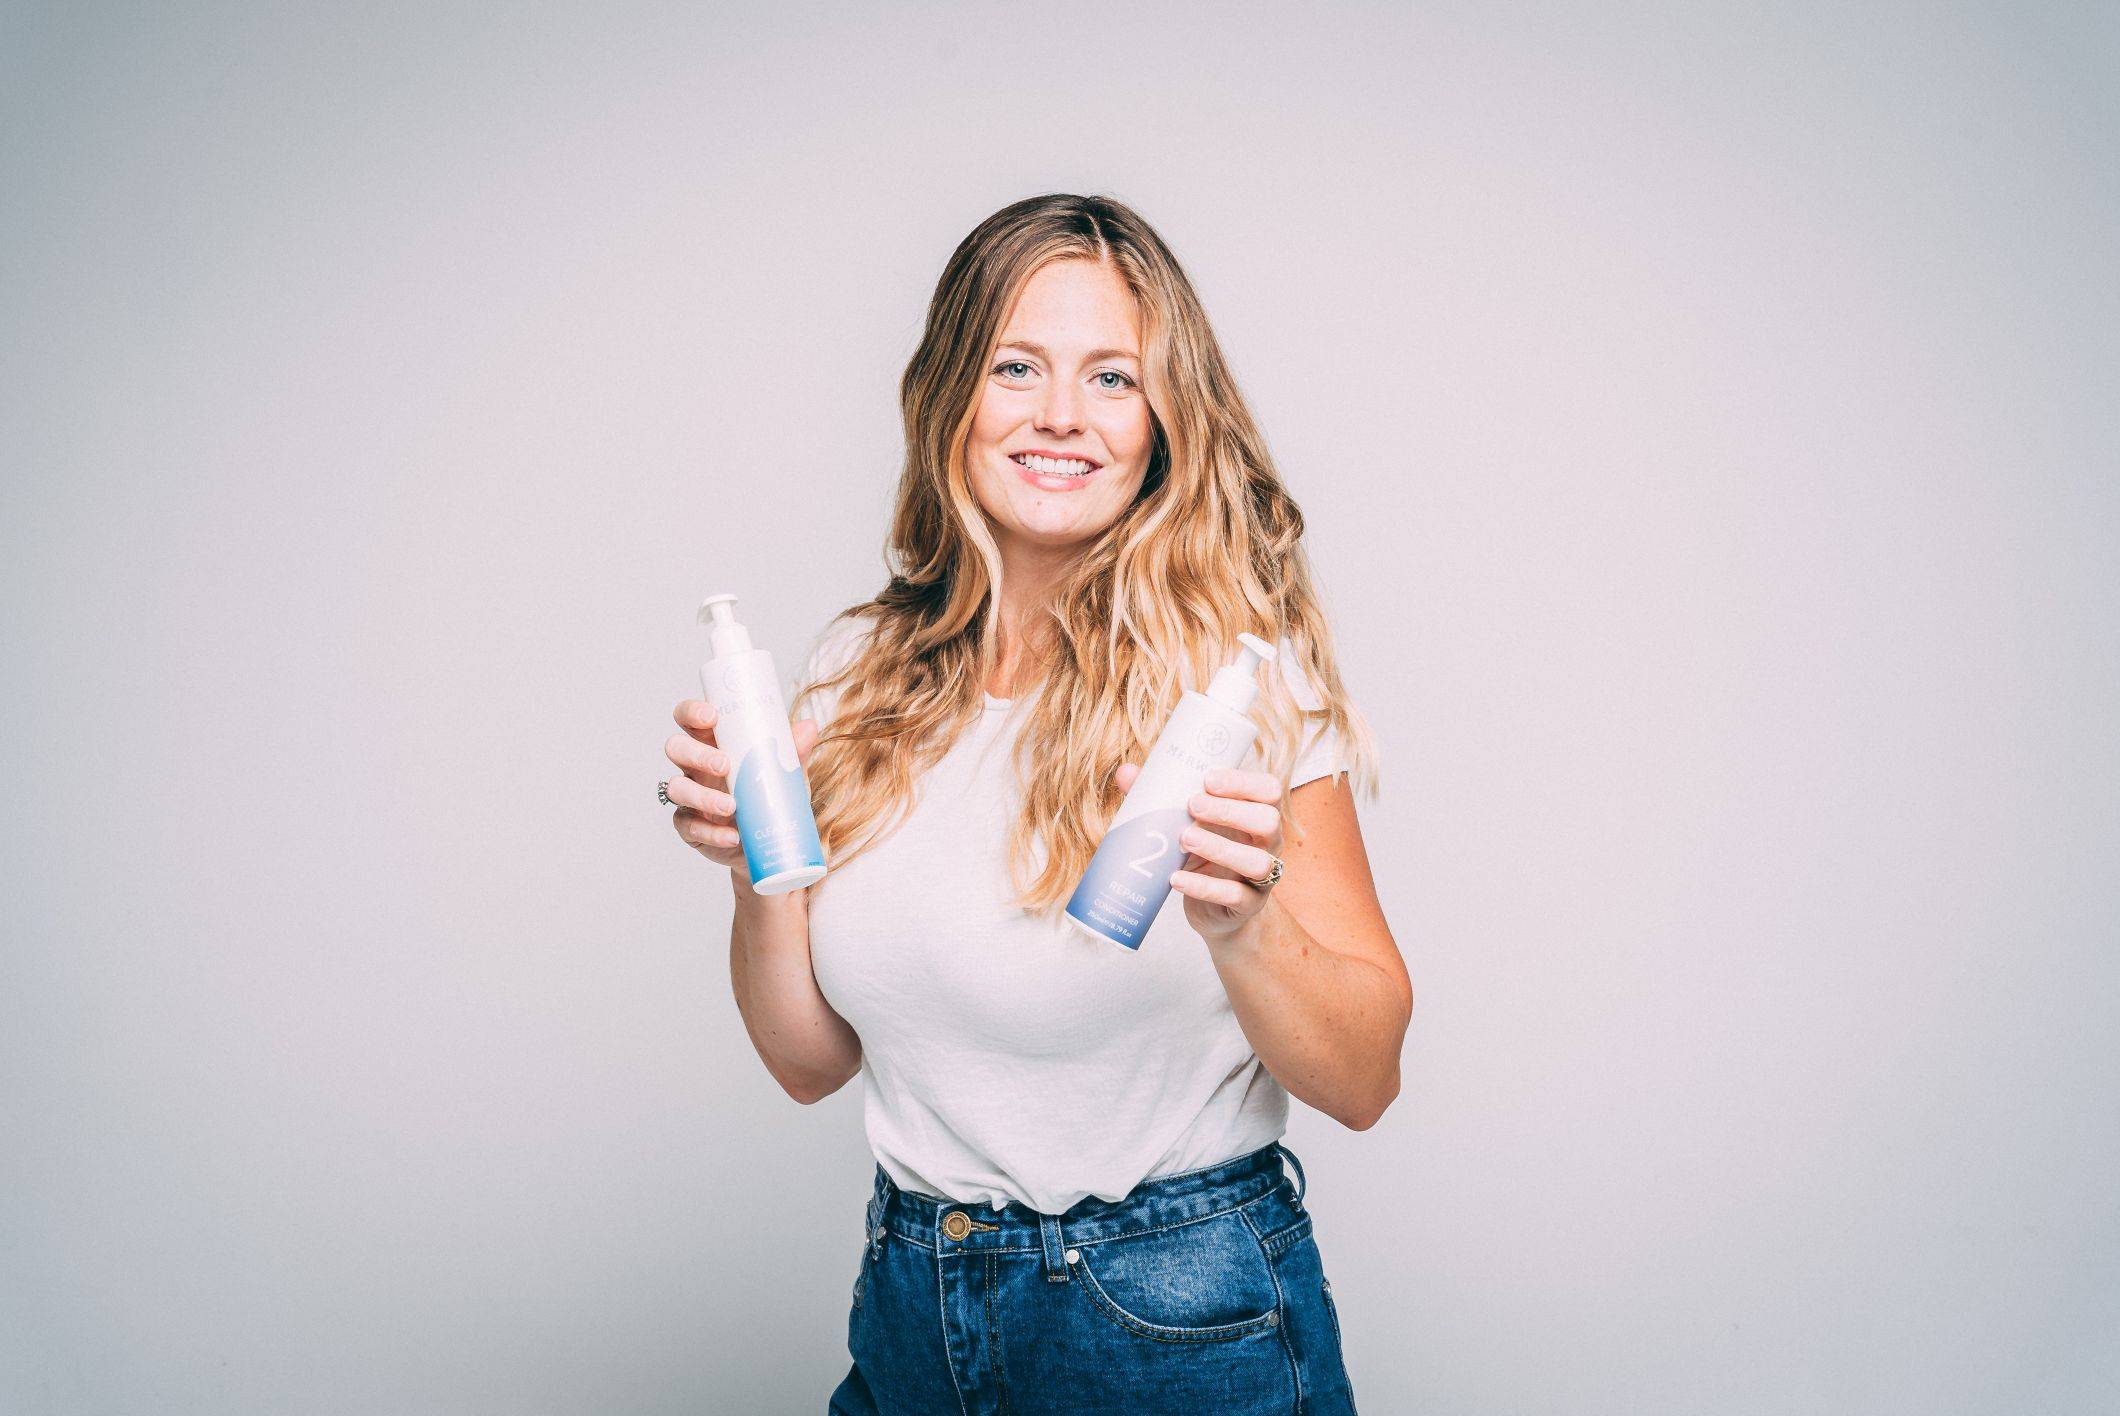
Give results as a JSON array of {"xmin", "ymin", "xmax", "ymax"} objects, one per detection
[{"xmin": 1009, "ymin": 452, "xmax": 1098, "ymax": 477}]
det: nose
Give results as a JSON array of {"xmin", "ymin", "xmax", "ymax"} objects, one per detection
[{"xmin": 1035, "ymin": 376, "xmax": 1083, "ymax": 437}]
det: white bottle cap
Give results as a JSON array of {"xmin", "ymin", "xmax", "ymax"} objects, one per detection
[
  {"xmin": 698, "ymin": 593, "xmax": 753, "ymax": 658},
  {"xmin": 1206, "ymin": 632, "xmax": 1277, "ymax": 713}
]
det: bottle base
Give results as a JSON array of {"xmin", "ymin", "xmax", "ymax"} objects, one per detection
[
  {"xmin": 750, "ymin": 863, "xmax": 828, "ymax": 895},
  {"xmin": 1064, "ymin": 909, "xmax": 1138, "ymax": 950}
]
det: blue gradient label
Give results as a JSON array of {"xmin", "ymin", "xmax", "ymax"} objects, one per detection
[
  {"xmin": 730, "ymin": 743, "xmax": 826, "ymax": 883},
  {"xmin": 1064, "ymin": 805, "xmax": 1193, "ymax": 950}
]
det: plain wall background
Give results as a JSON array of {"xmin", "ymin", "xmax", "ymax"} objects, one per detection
[{"xmin": 4, "ymin": 2, "xmax": 2115, "ymax": 1412}]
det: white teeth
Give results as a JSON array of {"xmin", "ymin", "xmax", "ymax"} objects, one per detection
[{"xmin": 1013, "ymin": 453, "xmax": 1094, "ymax": 475}]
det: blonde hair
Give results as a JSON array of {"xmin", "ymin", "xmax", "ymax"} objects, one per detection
[{"xmin": 793, "ymin": 192, "xmax": 1380, "ymax": 916}]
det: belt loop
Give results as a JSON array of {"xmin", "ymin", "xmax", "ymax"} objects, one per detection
[
  {"xmin": 867, "ymin": 1165, "xmax": 893, "ymax": 1260},
  {"xmin": 1274, "ymin": 1141, "xmax": 1307, "ymax": 1205},
  {"xmin": 1037, "ymin": 1211, "xmax": 1070, "ymax": 1283},
  {"xmin": 877, "ymin": 1164, "xmax": 900, "ymax": 1216}
]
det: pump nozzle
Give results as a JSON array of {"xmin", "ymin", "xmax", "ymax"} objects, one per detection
[
  {"xmin": 698, "ymin": 592, "xmax": 753, "ymax": 658},
  {"xmin": 1206, "ymin": 632, "xmax": 1277, "ymax": 713}
]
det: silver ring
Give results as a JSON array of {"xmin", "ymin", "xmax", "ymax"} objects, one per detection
[
  {"xmin": 1246, "ymin": 855, "xmax": 1284, "ymax": 890},
  {"xmin": 657, "ymin": 780, "xmax": 673, "ymax": 807}
]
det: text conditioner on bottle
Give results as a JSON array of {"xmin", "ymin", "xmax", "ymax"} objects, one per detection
[
  {"xmin": 696, "ymin": 594, "xmax": 829, "ymax": 895},
  {"xmin": 1064, "ymin": 633, "xmax": 1277, "ymax": 950}
]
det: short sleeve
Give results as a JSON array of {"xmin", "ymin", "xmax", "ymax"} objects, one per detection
[
  {"xmin": 791, "ymin": 614, "xmax": 874, "ymax": 732},
  {"xmin": 1275, "ymin": 639, "xmax": 1351, "ymax": 789}
]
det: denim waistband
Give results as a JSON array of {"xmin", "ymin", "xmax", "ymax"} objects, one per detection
[{"xmin": 862, "ymin": 1142, "xmax": 1308, "ymax": 1273}]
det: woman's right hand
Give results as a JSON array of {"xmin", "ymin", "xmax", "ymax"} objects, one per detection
[{"xmin": 665, "ymin": 701, "xmax": 821, "ymax": 877}]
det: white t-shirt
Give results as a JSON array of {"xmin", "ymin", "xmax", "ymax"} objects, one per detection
[{"xmin": 798, "ymin": 616, "xmax": 1351, "ymax": 1215}]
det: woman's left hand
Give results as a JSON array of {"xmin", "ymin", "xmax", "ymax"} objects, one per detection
[{"xmin": 1114, "ymin": 762, "xmax": 1285, "ymax": 946}]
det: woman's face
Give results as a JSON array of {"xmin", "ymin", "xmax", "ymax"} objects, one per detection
[{"xmin": 966, "ymin": 259, "xmax": 1153, "ymax": 560}]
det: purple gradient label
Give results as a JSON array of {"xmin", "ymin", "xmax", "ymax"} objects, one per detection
[{"xmin": 1063, "ymin": 805, "xmax": 1192, "ymax": 950}]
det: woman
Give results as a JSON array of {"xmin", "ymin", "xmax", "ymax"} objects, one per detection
[{"xmin": 663, "ymin": 193, "xmax": 1410, "ymax": 1414}]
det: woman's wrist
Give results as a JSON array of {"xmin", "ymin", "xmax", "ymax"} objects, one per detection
[{"xmin": 730, "ymin": 868, "xmax": 808, "ymax": 914}]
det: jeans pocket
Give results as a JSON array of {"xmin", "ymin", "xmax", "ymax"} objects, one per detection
[
  {"xmin": 1070, "ymin": 1210, "xmax": 1284, "ymax": 1343},
  {"xmin": 1257, "ymin": 1205, "xmax": 1314, "ymax": 1262},
  {"xmin": 1321, "ymin": 1274, "xmax": 1342, "ymax": 1349}
]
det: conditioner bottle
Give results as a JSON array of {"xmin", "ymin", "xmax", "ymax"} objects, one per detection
[{"xmin": 1065, "ymin": 633, "xmax": 1277, "ymax": 950}]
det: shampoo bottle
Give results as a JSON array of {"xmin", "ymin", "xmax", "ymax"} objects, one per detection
[
  {"xmin": 1064, "ymin": 633, "xmax": 1278, "ymax": 950},
  {"xmin": 697, "ymin": 594, "xmax": 829, "ymax": 895}
]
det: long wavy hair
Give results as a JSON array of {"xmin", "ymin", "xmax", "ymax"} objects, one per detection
[{"xmin": 793, "ymin": 192, "xmax": 1380, "ymax": 916}]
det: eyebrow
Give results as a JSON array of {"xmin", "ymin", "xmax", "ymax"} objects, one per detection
[{"xmin": 996, "ymin": 339, "xmax": 1140, "ymax": 364}]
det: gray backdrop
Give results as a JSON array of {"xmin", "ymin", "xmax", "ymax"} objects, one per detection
[{"xmin": 4, "ymin": 2, "xmax": 2115, "ymax": 1412}]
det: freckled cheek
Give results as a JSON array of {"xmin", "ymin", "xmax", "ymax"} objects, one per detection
[{"xmin": 1098, "ymin": 415, "xmax": 1154, "ymax": 474}]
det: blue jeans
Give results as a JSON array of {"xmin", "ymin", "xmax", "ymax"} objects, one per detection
[{"xmin": 829, "ymin": 1141, "xmax": 1358, "ymax": 1414}]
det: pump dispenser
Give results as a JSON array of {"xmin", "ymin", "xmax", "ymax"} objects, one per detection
[
  {"xmin": 1065, "ymin": 633, "xmax": 1279, "ymax": 950},
  {"xmin": 695, "ymin": 593, "xmax": 828, "ymax": 894},
  {"xmin": 701, "ymin": 595, "xmax": 753, "ymax": 657},
  {"xmin": 1207, "ymin": 635, "xmax": 1274, "ymax": 715}
]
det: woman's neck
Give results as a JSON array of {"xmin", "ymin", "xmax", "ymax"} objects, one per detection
[
  {"xmin": 986, "ymin": 638, "xmax": 1027, "ymax": 698},
  {"xmin": 990, "ymin": 544, "xmax": 1078, "ymax": 699},
  {"xmin": 987, "ymin": 603, "xmax": 1042, "ymax": 700}
]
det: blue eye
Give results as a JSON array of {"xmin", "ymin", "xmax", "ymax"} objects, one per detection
[{"xmin": 991, "ymin": 361, "xmax": 1137, "ymax": 391}]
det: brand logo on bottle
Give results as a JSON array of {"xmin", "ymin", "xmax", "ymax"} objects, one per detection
[
  {"xmin": 716, "ymin": 660, "xmax": 774, "ymax": 716},
  {"xmin": 1156, "ymin": 733, "xmax": 1215, "ymax": 775},
  {"xmin": 1198, "ymin": 722, "xmax": 1230, "ymax": 757}
]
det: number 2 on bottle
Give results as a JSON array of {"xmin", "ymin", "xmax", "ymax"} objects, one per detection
[{"xmin": 1127, "ymin": 830, "xmax": 1169, "ymax": 879}]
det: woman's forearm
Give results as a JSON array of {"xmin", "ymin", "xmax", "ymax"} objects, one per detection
[
  {"xmin": 727, "ymin": 876, "xmax": 863, "ymax": 1104},
  {"xmin": 1209, "ymin": 896, "xmax": 1410, "ymax": 1129}
]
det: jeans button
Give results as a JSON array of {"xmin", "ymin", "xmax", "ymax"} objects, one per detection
[{"xmin": 942, "ymin": 1211, "xmax": 970, "ymax": 1241}]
